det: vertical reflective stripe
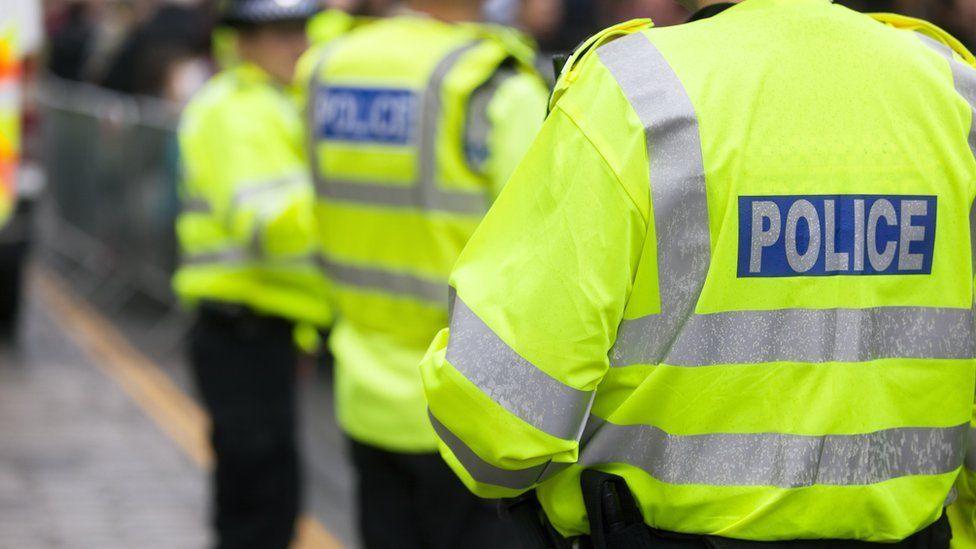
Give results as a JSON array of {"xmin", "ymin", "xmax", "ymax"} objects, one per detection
[
  {"xmin": 966, "ymin": 426, "xmax": 976, "ymax": 471},
  {"xmin": 416, "ymin": 40, "xmax": 491, "ymax": 214},
  {"xmin": 307, "ymin": 44, "xmax": 341, "ymax": 199},
  {"xmin": 464, "ymin": 66, "xmax": 517, "ymax": 174},
  {"xmin": 597, "ymin": 33, "xmax": 711, "ymax": 366},
  {"xmin": 309, "ymin": 41, "xmax": 489, "ymax": 215},
  {"xmin": 971, "ymin": 201, "xmax": 976, "ymax": 275},
  {"xmin": 446, "ymin": 294, "xmax": 595, "ymax": 441},
  {"xmin": 579, "ymin": 419, "xmax": 969, "ymax": 487},
  {"xmin": 429, "ymin": 411, "xmax": 547, "ymax": 489},
  {"xmin": 916, "ymin": 33, "xmax": 976, "ymax": 157}
]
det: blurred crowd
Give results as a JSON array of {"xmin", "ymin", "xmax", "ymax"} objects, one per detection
[{"xmin": 39, "ymin": 0, "xmax": 976, "ymax": 105}]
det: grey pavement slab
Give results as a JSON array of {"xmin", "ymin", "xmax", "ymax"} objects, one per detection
[
  {"xmin": 0, "ymin": 290, "xmax": 209, "ymax": 549},
  {"xmin": 0, "ymin": 275, "xmax": 357, "ymax": 548}
]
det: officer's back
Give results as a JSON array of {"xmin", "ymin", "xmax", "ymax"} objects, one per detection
[
  {"xmin": 420, "ymin": 0, "xmax": 976, "ymax": 545},
  {"xmin": 302, "ymin": 3, "xmax": 549, "ymax": 547}
]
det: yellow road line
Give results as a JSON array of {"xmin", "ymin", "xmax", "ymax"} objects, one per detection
[{"xmin": 35, "ymin": 268, "xmax": 343, "ymax": 549}]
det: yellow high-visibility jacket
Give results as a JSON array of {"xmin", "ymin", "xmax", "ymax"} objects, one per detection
[
  {"xmin": 300, "ymin": 14, "xmax": 549, "ymax": 452},
  {"xmin": 422, "ymin": 0, "xmax": 976, "ymax": 541},
  {"xmin": 173, "ymin": 63, "xmax": 332, "ymax": 326}
]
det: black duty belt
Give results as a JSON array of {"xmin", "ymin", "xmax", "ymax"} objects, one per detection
[
  {"xmin": 196, "ymin": 301, "xmax": 294, "ymax": 337},
  {"xmin": 506, "ymin": 471, "xmax": 952, "ymax": 549}
]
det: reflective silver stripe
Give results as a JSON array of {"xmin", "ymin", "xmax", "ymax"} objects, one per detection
[
  {"xmin": 181, "ymin": 249, "xmax": 319, "ymax": 268},
  {"xmin": 181, "ymin": 248, "xmax": 251, "ymax": 266},
  {"xmin": 612, "ymin": 306, "xmax": 976, "ymax": 367},
  {"xmin": 429, "ymin": 411, "xmax": 546, "ymax": 490},
  {"xmin": 180, "ymin": 198, "xmax": 211, "ymax": 214},
  {"xmin": 971, "ymin": 201, "xmax": 976, "ymax": 274},
  {"xmin": 916, "ymin": 34, "xmax": 976, "ymax": 274},
  {"xmin": 415, "ymin": 41, "xmax": 490, "ymax": 214},
  {"xmin": 307, "ymin": 43, "xmax": 340, "ymax": 205},
  {"xmin": 598, "ymin": 33, "xmax": 711, "ymax": 366},
  {"xmin": 317, "ymin": 178, "xmax": 487, "ymax": 213},
  {"xmin": 310, "ymin": 41, "xmax": 490, "ymax": 215},
  {"xmin": 917, "ymin": 33, "xmax": 976, "ymax": 157},
  {"xmin": 232, "ymin": 175, "xmax": 307, "ymax": 207},
  {"xmin": 319, "ymin": 255, "xmax": 447, "ymax": 304},
  {"xmin": 464, "ymin": 67, "xmax": 518, "ymax": 174},
  {"xmin": 964, "ymin": 426, "xmax": 976, "ymax": 471},
  {"xmin": 446, "ymin": 294, "xmax": 594, "ymax": 440},
  {"xmin": 580, "ymin": 419, "xmax": 969, "ymax": 487}
]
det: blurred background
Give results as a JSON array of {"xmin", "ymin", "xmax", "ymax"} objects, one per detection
[{"xmin": 1, "ymin": 0, "xmax": 973, "ymax": 547}]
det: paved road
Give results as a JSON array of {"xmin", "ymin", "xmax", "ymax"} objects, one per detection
[{"xmin": 0, "ymin": 270, "xmax": 357, "ymax": 548}]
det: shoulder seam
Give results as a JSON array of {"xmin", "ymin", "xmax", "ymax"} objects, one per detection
[{"xmin": 553, "ymin": 103, "xmax": 649, "ymax": 227}]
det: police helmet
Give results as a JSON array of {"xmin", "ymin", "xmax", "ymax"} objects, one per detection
[{"xmin": 221, "ymin": 0, "xmax": 320, "ymax": 28}]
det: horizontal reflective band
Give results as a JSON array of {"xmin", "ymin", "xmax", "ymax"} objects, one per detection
[
  {"xmin": 446, "ymin": 294, "xmax": 594, "ymax": 440},
  {"xmin": 429, "ymin": 411, "xmax": 546, "ymax": 490},
  {"xmin": 180, "ymin": 198, "xmax": 211, "ymax": 214},
  {"xmin": 181, "ymin": 249, "xmax": 318, "ymax": 267},
  {"xmin": 612, "ymin": 307, "xmax": 976, "ymax": 367},
  {"xmin": 581, "ymin": 420, "xmax": 969, "ymax": 487},
  {"xmin": 317, "ymin": 178, "xmax": 487, "ymax": 214},
  {"xmin": 319, "ymin": 255, "xmax": 447, "ymax": 304},
  {"xmin": 181, "ymin": 248, "xmax": 250, "ymax": 266},
  {"xmin": 598, "ymin": 32, "xmax": 712, "ymax": 366},
  {"xmin": 233, "ymin": 175, "xmax": 308, "ymax": 207},
  {"xmin": 917, "ymin": 33, "xmax": 976, "ymax": 157},
  {"xmin": 966, "ymin": 427, "xmax": 976, "ymax": 471}
]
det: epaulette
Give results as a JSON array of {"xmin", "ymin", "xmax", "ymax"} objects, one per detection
[
  {"xmin": 870, "ymin": 13, "xmax": 976, "ymax": 68},
  {"xmin": 549, "ymin": 18, "xmax": 653, "ymax": 111},
  {"xmin": 463, "ymin": 23, "xmax": 540, "ymax": 70}
]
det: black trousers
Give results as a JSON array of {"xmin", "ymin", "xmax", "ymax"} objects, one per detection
[
  {"xmin": 189, "ymin": 307, "xmax": 300, "ymax": 549},
  {"xmin": 0, "ymin": 239, "xmax": 28, "ymax": 337},
  {"xmin": 350, "ymin": 439, "xmax": 520, "ymax": 549}
]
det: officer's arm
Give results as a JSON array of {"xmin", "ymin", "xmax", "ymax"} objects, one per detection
[
  {"xmin": 948, "ymin": 406, "xmax": 976, "ymax": 547},
  {"xmin": 479, "ymin": 69, "xmax": 550, "ymax": 198},
  {"xmin": 420, "ymin": 99, "xmax": 647, "ymax": 498},
  {"xmin": 180, "ymin": 95, "xmax": 315, "ymax": 260}
]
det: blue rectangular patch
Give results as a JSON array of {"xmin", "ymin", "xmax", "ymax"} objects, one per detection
[
  {"xmin": 314, "ymin": 86, "xmax": 418, "ymax": 145},
  {"xmin": 737, "ymin": 195, "xmax": 937, "ymax": 278}
]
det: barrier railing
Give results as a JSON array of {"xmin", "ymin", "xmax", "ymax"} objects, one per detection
[{"xmin": 36, "ymin": 74, "xmax": 185, "ymax": 340}]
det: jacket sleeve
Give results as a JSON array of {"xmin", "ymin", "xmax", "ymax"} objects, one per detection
[
  {"xmin": 178, "ymin": 88, "xmax": 316, "ymax": 260},
  {"xmin": 420, "ymin": 103, "xmax": 647, "ymax": 498},
  {"xmin": 949, "ymin": 404, "xmax": 976, "ymax": 548}
]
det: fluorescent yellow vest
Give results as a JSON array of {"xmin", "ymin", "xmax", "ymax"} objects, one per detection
[
  {"xmin": 173, "ymin": 63, "xmax": 332, "ymax": 326},
  {"xmin": 422, "ymin": 0, "xmax": 976, "ymax": 541},
  {"xmin": 0, "ymin": 27, "xmax": 20, "ymax": 229},
  {"xmin": 306, "ymin": 15, "xmax": 547, "ymax": 451},
  {"xmin": 307, "ymin": 9, "xmax": 359, "ymax": 46}
]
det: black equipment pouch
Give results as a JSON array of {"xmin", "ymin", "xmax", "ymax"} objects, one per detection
[{"xmin": 581, "ymin": 470, "xmax": 654, "ymax": 549}]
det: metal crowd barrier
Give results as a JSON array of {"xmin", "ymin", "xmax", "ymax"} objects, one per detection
[{"xmin": 36, "ymin": 74, "xmax": 184, "ymax": 337}]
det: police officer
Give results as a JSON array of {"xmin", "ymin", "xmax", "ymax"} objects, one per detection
[
  {"xmin": 299, "ymin": 0, "xmax": 549, "ymax": 546},
  {"xmin": 420, "ymin": 0, "xmax": 976, "ymax": 546},
  {"xmin": 172, "ymin": 1, "xmax": 331, "ymax": 547}
]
